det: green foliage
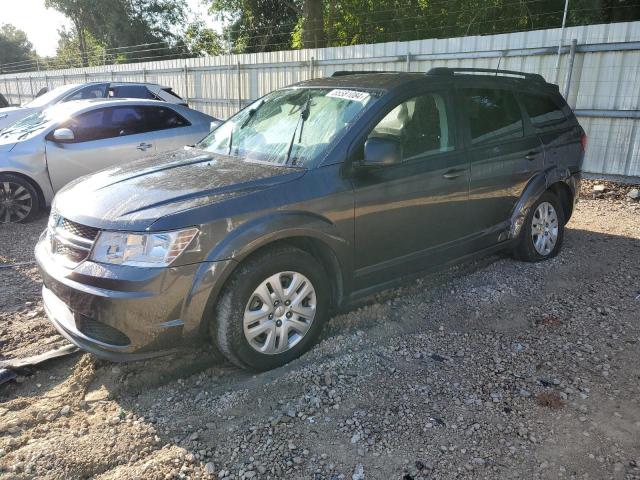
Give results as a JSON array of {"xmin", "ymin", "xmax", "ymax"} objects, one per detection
[
  {"xmin": 46, "ymin": 28, "xmax": 107, "ymax": 68},
  {"xmin": 45, "ymin": 0, "xmax": 189, "ymax": 66},
  {"xmin": 209, "ymin": 0, "xmax": 301, "ymax": 53},
  {"xmin": 184, "ymin": 21, "xmax": 224, "ymax": 56},
  {"xmin": 207, "ymin": 0, "xmax": 640, "ymax": 52},
  {"xmin": 0, "ymin": 24, "xmax": 35, "ymax": 72}
]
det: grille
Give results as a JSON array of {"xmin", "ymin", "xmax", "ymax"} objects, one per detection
[
  {"xmin": 75, "ymin": 314, "xmax": 131, "ymax": 346},
  {"xmin": 49, "ymin": 213, "xmax": 99, "ymax": 267},
  {"xmin": 60, "ymin": 218, "xmax": 99, "ymax": 241},
  {"xmin": 55, "ymin": 243, "xmax": 89, "ymax": 264}
]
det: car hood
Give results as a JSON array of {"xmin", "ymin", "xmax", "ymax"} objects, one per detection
[
  {"xmin": 54, "ymin": 148, "xmax": 306, "ymax": 231},
  {"xmin": 0, "ymin": 107, "xmax": 32, "ymax": 130}
]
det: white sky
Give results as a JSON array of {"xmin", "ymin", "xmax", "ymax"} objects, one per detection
[{"xmin": 1, "ymin": 0, "xmax": 221, "ymax": 57}]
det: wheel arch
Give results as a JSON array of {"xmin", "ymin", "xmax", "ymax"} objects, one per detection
[{"xmin": 0, "ymin": 170, "xmax": 47, "ymax": 209}]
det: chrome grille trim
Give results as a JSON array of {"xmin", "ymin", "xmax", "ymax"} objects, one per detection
[{"xmin": 49, "ymin": 212, "xmax": 99, "ymax": 267}]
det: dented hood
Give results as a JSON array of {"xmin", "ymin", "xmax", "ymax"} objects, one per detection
[{"xmin": 54, "ymin": 148, "xmax": 305, "ymax": 231}]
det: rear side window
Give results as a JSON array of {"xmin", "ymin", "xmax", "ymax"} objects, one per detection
[
  {"xmin": 109, "ymin": 85, "xmax": 156, "ymax": 100},
  {"xmin": 462, "ymin": 88, "xmax": 523, "ymax": 145},
  {"xmin": 140, "ymin": 106, "xmax": 190, "ymax": 131},
  {"xmin": 520, "ymin": 93, "xmax": 566, "ymax": 126}
]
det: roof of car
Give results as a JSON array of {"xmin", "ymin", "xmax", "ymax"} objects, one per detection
[
  {"xmin": 293, "ymin": 69, "xmax": 555, "ymax": 93},
  {"xmin": 294, "ymin": 72, "xmax": 429, "ymax": 92},
  {"xmin": 46, "ymin": 98, "xmax": 181, "ymax": 114}
]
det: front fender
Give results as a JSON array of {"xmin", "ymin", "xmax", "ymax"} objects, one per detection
[
  {"xmin": 205, "ymin": 210, "xmax": 349, "ymax": 263},
  {"xmin": 181, "ymin": 211, "xmax": 351, "ymax": 339}
]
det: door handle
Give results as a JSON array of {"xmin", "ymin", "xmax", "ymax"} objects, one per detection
[
  {"xmin": 442, "ymin": 168, "xmax": 466, "ymax": 180},
  {"xmin": 137, "ymin": 142, "xmax": 152, "ymax": 151},
  {"xmin": 524, "ymin": 151, "xmax": 539, "ymax": 161}
]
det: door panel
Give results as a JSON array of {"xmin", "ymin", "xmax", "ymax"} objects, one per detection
[
  {"xmin": 46, "ymin": 133, "xmax": 156, "ymax": 192},
  {"xmin": 352, "ymin": 90, "xmax": 471, "ymax": 289},
  {"xmin": 459, "ymin": 87, "xmax": 543, "ymax": 243}
]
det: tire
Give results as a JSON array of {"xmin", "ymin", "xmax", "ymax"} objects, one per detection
[
  {"xmin": 210, "ymin": 245, "xmax": 331, "ymax": 371},
  {"xmin": 0, "ymin": 174, "xmax": 40, "ymax": 224},
  {"xmin": 513, "ymin": 191, "xmax": 565, "ymax": 262}
]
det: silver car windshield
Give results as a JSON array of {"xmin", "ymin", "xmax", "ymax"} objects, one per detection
[
  {"xmin": 197, "ymin": 87, "xmax": 377, "ymax": 167},
  {"xmin": 23, "ymin": 84, "xmax": 79, "ymax": 108},
  {"xmin": 0, "ymin": 109, "xmax": 57, "ymax": 142}
]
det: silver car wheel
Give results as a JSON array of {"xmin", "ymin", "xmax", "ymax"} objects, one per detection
[
  {"xmin": 243, "ymin": 271, "xmax": 317, "ymax": 355},
  {"xmin": 531, "ymin": 201, "xmax": 559, "ymax": 256},
  {"xmin": 0, "ymin": 181, "xmax": 33, "ymax": 223}
]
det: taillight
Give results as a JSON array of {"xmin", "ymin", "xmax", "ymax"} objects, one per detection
[{"xmin": 580, "ymin": 133, "xmax": 587, "ymax": 152}]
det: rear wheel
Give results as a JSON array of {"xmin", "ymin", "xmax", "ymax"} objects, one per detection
[
  {"xmin": 211, "ymin": 246, "xmax": 330, "ymax": 371},
  {"xmin": 0, "ymin": 174, "xmax": 40, "ymax": 224},
  {"xmin": 514, "ymin": 191, "xmax": 565, "ymax": 262}
]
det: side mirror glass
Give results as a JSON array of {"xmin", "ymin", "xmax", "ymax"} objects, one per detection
[
  {"xmin": 360, "ymin": 136, "xmax": 402, "ymax": 168},
  {"xmin": 52, "ymin": 128, "xmax": 75, "ymax": 142}
]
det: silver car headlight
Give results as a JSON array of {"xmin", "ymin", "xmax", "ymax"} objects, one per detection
[{"xmin": 90, "ymin": 228, "xmax": 199, "ymax": 268}]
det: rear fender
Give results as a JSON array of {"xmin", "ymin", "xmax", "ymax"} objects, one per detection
[{"xmin": 508, "ymin": 166, "xmax": 573, "ymax": 239}]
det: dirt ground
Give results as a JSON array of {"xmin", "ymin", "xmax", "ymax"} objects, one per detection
[{"xmin": 1, "ymin": 185, "xmax": 639, "ymax": 480}]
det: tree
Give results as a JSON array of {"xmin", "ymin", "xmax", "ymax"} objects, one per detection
[
  {"xmin": 45, "ymin": 0, "xmax": 190, "ymax": 65},
  {"xmin": 184, "ymin": 21, "xmax": 224, "ymax": 56},
  {"xmin": 50, "ymin": 27, "xmax": 107, "ymax": 68},
  {"xmin": 210, "ymin": 0, "xmax": 300, "ymax": 53},
  {"xmin": 0, "ymin": 24, "xmax": 36, "ymax": 72}
]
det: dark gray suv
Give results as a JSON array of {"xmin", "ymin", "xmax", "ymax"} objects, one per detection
[{"xmin": 36, "ymin": 68, "xmax": 585, "ymax": 371}]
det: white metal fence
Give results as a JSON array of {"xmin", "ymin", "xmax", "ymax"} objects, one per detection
[{"xmin": 2, "ymin": 21, "xmax": 640, "ymax": 180}]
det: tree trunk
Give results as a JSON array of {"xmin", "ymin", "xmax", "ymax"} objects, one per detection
[
  {"xmin": 303, "ymin": 0, "xmax": 326, "ymax": 48},
  {"xmin": 73, "ymin": 18, "xmax": 89, "ymax": 67}
]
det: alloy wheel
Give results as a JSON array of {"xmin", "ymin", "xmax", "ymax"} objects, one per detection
[
  {"xmin": 531, "ymin": 201, "xmax": 559, "ymax": 256},
  {"xmin": 0, "ymin": 181, "xmax": 33, "ymax": 223},
  {"xmin": 243, "ymin": 271, "xmax": 317, "ymax": 355}
]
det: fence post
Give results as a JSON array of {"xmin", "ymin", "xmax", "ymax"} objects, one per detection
[
  {"xmin": 15, "ymin": 78, "xmax": 22, "ymax": 104},
  {"xmin": 29, "ymin": 76, "xmax": 34, "ymax": 98},
  {"xmin": 237, "ymin": 61, "xmax": 241, "ymax": 110},
  {"xmin": 406, "ymin": 53, "xmax": 412, "ymax": 72},
  {"xmin": 563, "ymin": 39, "xmax": 577, "ymax": 102},
  {"xmin": 309, "ymin": 56, "xmax": 315, "ymax": 79},
  {"xmin": 143, "ymin": 67, "xmax": 147, "ymax": 83},
  {"xmin": 184, "ymin": 63, "xmax": 189, "ymax": 102}
]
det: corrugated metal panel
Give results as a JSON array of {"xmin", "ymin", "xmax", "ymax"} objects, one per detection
[{"xmin": 1, "ymin": 21, "xmax": 639, "ymax": 179}]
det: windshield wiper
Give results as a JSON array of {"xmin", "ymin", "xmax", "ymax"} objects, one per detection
[
  {"xmin": 240, "ymin": 99, "xmax": 265, "ymax": 129},
  {"xmin": 285, "ymin": 92, "xmax": 312, "ymax": 166}
]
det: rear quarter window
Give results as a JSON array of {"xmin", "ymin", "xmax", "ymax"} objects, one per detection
[{"xmin": 520, "ymin": 93, "xmax": 567, "ymax": 127}]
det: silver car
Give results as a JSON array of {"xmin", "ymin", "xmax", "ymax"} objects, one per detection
[
  {"xmin": 0, "ymin": 82, "xmax": 188, "ymax": 130},
  {"xmin": 0, "ymin": 98, "xmax": 218, "ymax": 223}
]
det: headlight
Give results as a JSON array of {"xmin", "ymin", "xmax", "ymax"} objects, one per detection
[{"xmin": 90, "ymin": 228, "xmax": 199, "ymax": 267}]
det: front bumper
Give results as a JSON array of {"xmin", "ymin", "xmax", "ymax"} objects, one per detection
[{"xmin": 35, "ymin": 233, "xmax": 235, "ymax": 361}]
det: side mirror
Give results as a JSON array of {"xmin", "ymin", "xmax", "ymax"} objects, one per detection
[
  {"xmin": 210, "ymin": 119, "xmax": 222, "ymax": 131},
  {"xmin": 52, "ymin": 128, "xmax": 75, "ymax": 142},
  {"xmin": 360, "ymin": 136, "xmax": 402, "ymax": 168}
]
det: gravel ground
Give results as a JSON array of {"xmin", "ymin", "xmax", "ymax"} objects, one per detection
[{"xmin": 1, "ymin": 186, "xmax": 639, "ymax": 480}]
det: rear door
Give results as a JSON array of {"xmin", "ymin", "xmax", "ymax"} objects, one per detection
[
  {"xmin": 138, "ymin": 105, "xmax": 200, "ymax": 151},
  {"xmin": 45, "ymin": 105, "xmax": 157, "ymax": 191},
  {"xmin": 458, "ymin": 84, "xmax": 543, "ymax": 246},
  {"xmin": 518, "ymin": 91, "xmax": 583, "ymax": 172}
]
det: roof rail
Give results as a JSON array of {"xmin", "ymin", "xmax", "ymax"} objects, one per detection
[
  {"xmin": 426, "ymin": 67, "xmax": 546, "ymax": 83},
  {"xmin": 331, "ymin": 70, "xmax": 399, "ymax": 77}
]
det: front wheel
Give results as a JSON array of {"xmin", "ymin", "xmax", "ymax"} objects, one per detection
[
  {"xmin": 513, "ymin": 191, "xmax": 565, "ymax": 262},
  {"xmin": 211, "ymin": 246, "xmax": 330, "ymax": 371},
  {"xmin": 0, "ymin": 174, "xmax": 40, "ymax": 224}
]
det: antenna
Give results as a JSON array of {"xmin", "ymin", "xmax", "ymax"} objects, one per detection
[{"xmin": 495, "ymin": 55, "xmax": 503, "ymax": 75}]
